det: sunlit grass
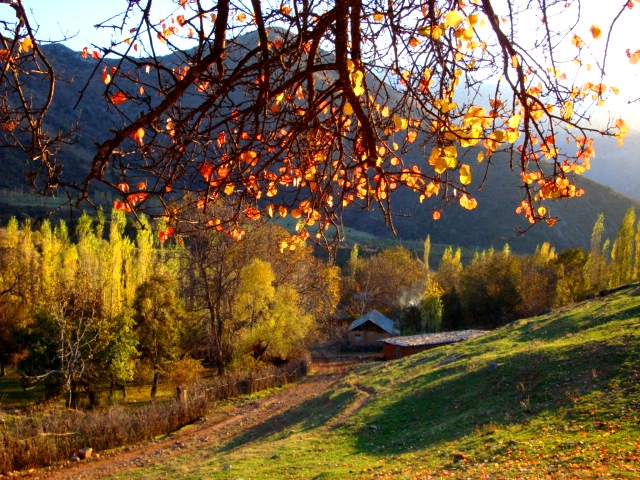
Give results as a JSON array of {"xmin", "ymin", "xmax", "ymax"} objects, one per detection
[{"xmin": 114, "ymin": 286, "xmax": 640, "ymax": 479}]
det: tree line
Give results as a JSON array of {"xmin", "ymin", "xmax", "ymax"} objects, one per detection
[
  {"xmin": 1, "ymin": 207, "xmax": 638, "ymax": 407},
  {"xmin": 0, "ymin": 211, "xmax": 339, "ymax": 407},
  {"xmin": 342, "ymin": 208, "xmax": 640, "ymax": 333}
]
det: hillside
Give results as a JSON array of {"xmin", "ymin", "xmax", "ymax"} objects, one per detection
[
  {"xmin": 27, "ymin": 285, "xmax": 640, "ymax": 480},
  {"xmin": 343, "ymin": 152, "xmax": 640, "ymax": 253},
  {"xmin": 585, "ymin": 133, "xmax": 640, "ymax": 201}
]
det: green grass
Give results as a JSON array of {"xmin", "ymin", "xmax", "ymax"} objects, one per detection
[
  {"xmin": 0, "ymin": 368, "xmax": 47, "ymax": 408},
  {"xmin": 109, "ymin": 287, "xmax": 640, "ymax": 479}
]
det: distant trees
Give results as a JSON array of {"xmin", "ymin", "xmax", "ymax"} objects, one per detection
[
  {"xmin": 2, "ymin": 204, "xmax": 639, "ymax": 406},
  {"xmin": 428, "ymin": 207, "xmax": 640, "ymax": 329},
  {"xmin": 343, "ymin": 245, "xmax": 423, "ymax": 317}
]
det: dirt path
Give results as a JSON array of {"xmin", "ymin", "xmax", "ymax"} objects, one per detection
[{"xmin": 14, "ymin": 353, "xmax": 372, "ymax": 480}]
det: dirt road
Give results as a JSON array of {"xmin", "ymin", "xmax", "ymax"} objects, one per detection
[{"xmin": 14, "ymin": 353, "xmax": 372, "ymax": 480}]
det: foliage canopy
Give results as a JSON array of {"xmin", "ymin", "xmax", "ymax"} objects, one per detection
[{"xmin": 0, "ymin": 0, "xmax": 636, "ymax": 244}]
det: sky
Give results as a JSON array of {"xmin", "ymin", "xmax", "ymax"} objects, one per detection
[{"xmin": 9, "ymin": 0, "xmax": 640, "ymax": 129}]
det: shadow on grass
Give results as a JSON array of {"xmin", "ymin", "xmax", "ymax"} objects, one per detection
[
  {"xmin": 352, "ymin": 339, "xmax": 635, "ymax": 456},
  {"xmin": 0, "ymin": 371, "xmax": 44, "ymax": 409},
  {"xmin": 217, "ymin": 378, "xmax": 358, "ymax": 452}
]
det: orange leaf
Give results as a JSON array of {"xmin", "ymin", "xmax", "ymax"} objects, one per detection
[
  {"xmin": 244, "ymin": 206, "xmax": 261, "ymax": 220},
  {"xmin": 217, "ymin": 131, "xmax": 226, "ymax": 147},
  {"xmin": 110, "ymin": 92, "xmax": 127, "ymax": 105},
  {"xmin": 132, "ymin": 127, "xmax": 145, "ymax": 145},
  {"xmin": 590, "ymin": 25, "xmax": 602, "ymax": 39},
  {"xmin": 626, "ymin": 48, "xmax": 640, "ymax": 64},
  {"xmin": 571, "ymin": 34, "xmax": 584, "ymax": 48}
]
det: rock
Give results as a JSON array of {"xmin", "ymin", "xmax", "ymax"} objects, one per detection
[
  {"xmin": 487, "ymin": 362, "xmax": 500, "ymax": 373},
  {"xmin": 70, "ymin": 456, "xmax": 80, "ymax": 462},
  {"xmin": 270, "ymin": 454, "xmax": 280, "ymax": 460},
  {"xmin": 78, "ymin": 447, "xmax": 93, "ymax": 459},
  {"xmin": 223, "ymin": 464, "xmax": 232, "ymax": 470}
]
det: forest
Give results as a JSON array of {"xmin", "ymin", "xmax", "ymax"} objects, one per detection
[{"xmin": 2, "ymin": 207, "xmax": 639, "ymax": 409}]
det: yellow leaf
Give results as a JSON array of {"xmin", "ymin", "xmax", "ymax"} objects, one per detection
[
  {"xmin": 393, "ymin": 115, "xmax": 409, "ymax": 131},
  {"xmin": 506, "ymin": 129, "xmax": 520, "ymax": 144},
  {"xmin": 418, "ymin": 25, "xmax": 444, "ymax": 40},
  {"xmin": 590, "ymin": 25, "xmax": 602, "ymax": 39},
  {"xmin": 537, "ymin": 206, "xmax": 547, "ymax": 216},
  {"xmin": 373, "ymin": 12, "xmax": 384, "ymax": 22},
  {"xmin": 444, "ymin": 10, "xmax": 464, "ymax": 29},
  {"xmin": 19, "ymin": 38, "xmax": 33, "ymax": 53},
  {"xmin": 459, "ymin": 164, "xmax": 472, "ymax": 185},
  {"xmin": 344, "ymin": 103, "xmax": 354, "ymax": 115},
  {"xmin": 507, "ymin": 114, "xmax": 521, "ymax": 129},
  {"xmin": 459, "ymin": 194, "xmax": 477, "ymax": 210},
  {"xmin": 381, "ymin": 106, "xmax": 390, "ymax": 117},
  {"xmin": 224, "ymin": 184, "xmax": 235, "ymax": 195},
  {"xmin": 511, "ymin": 54, "xmax": 518, "ymax": 69},
  {"xmin": 266, "ymin": 204, "xmax": 275, "ymax": 217},
  {"xmin": 429, "ymin": 146, "xmax": 457, "ymax": 173}
]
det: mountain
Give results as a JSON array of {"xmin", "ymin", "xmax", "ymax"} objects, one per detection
[
  {"xmin": 1, "ymin": 42, "xmax": 638, "ymax": 253},
  {"xmin": 585, "ymin": 133, "xmax": 640, "ymax": 201},
  {"xmin": 343, "ymin": 151, "xmax": 640, "ymax": 253}
]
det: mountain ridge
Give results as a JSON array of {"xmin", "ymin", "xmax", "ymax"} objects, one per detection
[{"xmin": 1, "ymin": 41, "xmax": 638, "ymax": 253}]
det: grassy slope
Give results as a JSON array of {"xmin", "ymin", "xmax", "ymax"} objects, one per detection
[{"xmin": 116, "ymin": 288, "xmax": 639, "ymax": 479}]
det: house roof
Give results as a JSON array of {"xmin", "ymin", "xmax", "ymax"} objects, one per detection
[
  {"xmin": 348, "ymin": 310, "xmax": 399, "ymax": 335},
  {"xmin": 379, "ymin": 330, "xmax": 486, "ymax": 347}
]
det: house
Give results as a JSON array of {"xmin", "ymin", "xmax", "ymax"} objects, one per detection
[
  {"xmin": 346, "ymin": 310, "xmax": 399, "ymax": 346},
  {"xmin": 380, "ymin": 330, "xmax": 486, "ymax": 360}
]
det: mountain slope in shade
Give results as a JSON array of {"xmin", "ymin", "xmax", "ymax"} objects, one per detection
[
  {"xmin": 343, "ymin": 151, "xmax": 640, "ymax": 253},
  {"xmin": 584, "ymin": 133, "xmax": 640, "ymax": 201},
  {"xmin": 1, "ymin": 43, "xmax": 639, "ymax": 254}
]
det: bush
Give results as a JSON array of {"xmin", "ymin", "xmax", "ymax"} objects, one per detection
[{"xmin": 0, "ymin": 358, "xmax": 309, "ymax": 475}]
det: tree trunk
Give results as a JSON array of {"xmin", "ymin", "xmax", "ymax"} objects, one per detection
[
  {"xmin": 150, "ymin": 371, "xmax": 159, "ymax": 400},
  {"xmin": 0, "ymin": 360, "xmax": 5, "ymax": 377}
]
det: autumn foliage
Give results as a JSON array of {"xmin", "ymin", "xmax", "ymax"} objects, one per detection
[{"xmin": 1, "ymin": 0, "xmax": 639, "ymax": 244}]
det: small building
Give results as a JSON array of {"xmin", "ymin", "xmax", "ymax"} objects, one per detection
[
  {"xmin": 380, "ymin": 330, "xmax": 486, "ymax": 360},
  {"xmin": 346, "ymin": 310, "xmax": 399, "ymax": 346}
]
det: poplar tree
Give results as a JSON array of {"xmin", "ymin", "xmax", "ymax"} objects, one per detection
[{"xmin": 611, "ymin": 209, "xmax": 636, "ymax": 287}]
